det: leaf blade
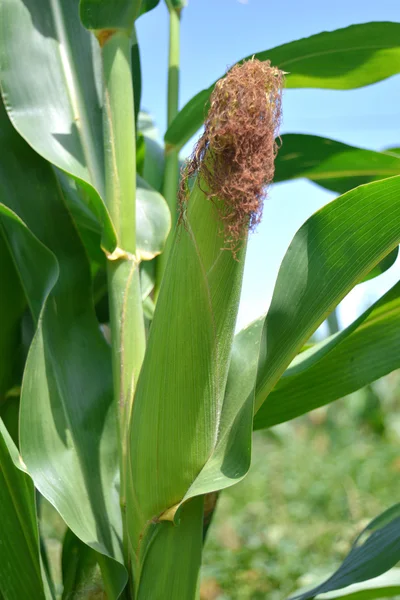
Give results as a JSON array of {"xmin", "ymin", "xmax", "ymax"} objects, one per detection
[
  {"xmin": 291, "ymin": 505, "xmax": 400, "ymax": 600},
  {"xmin": 255, "ymin": 175, "xmax": 400, "ymax": 413},
  {"xmin": 0, "ymin": 419, "xmax": 50, "ymax": 600},
  {"xmin": 275, "ymin": 134, "xmax": 400, "ymax": 194},
  {"xmin": 0, "ymin": 102, "xmax": 126, "ymax": 596},
  {"xmin": 254, "ymin": 280, "xmax": 400, "ymax": 429},
  {"xmin": 165, "ymin": 22, "xmax": 400, "ymax": 150}
]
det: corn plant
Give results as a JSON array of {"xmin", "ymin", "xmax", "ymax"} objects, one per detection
[{"xmin": 0, "ymin": 1, "xmax": 400, "ymax": 598}]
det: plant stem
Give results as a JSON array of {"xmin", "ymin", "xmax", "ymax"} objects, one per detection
[
  {"xmin": 100, "ymin": 30, "xmax": 146, "ymax": 564},
  {"xmin": 154, "ymin": 4, "xmax": 181, "ymax": 298}
]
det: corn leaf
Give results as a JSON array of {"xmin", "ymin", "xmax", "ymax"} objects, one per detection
[
  {"xmin": 136, "ymin": 176, "xmax": 171, "ymax": 259},
  {"xmin": 361, "ymin": 247, "xmax": 398, "ymax": 282},
  {"xmin": 135, "ymin": 497, "xmax": 204, "ymax": 600},
  {"xmin": 138, "ymin": 112, "xmax": 165, "ymax": 193},
  {"xmin": 139, "ymin": 0, "xmax": 161, "ymax": 17},
  {"xmin": 0, "ymin": 233, "xmax": 26, "ymax": 397},
  {"xmin": 254, "ymin": 175, "xmax": 400, "ymax": 413},
  {"xmin": 0, "ymin": 103, "xmax": 126, "ymax": 596},
  {"xmin": 80, "ymin": 0, "xmax": 142, "ymax": 31},
  {"xmin": 312, "ymin": 568, "xmax": 400, "ymax": 599},
  {"xmin": 275, "ymin": 134, "xmax": 400, "ymax": 194},
  {"xmin": 0, "ymin": 0, "xmax": 170, "ymax": 260},
  {"xmin": 0, "ymin": 419, "xmax": 52, "ymax": 600},
  {"xmin": 290, "ymin": 505, "xmax": 400, "ymax": 600},
  {"xmin": 165, "ymin": 22, "xmax": 400, "ymax": 150},
  {"xmin": 254, "ymin": 280, "xmax": 400, "ymax": 429},
  {"xmin": 223, "ymin": 176, "xmax": 400, "ymax": 431},
  {"xmin": 0, "ymin": 0, "xmax": 116, "ymax": 251},
  {"xmin": 61, "ymin": 530, "xmax": 100, "ymax": 600},
  {"xmin": 58, "ymin": 171, "xmax": 171, "ymax": 262}
]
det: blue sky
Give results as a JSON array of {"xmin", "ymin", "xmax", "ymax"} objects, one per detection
[{"xmin": 137, "ymin": 0, "xmax": 400, "ymax": 331}]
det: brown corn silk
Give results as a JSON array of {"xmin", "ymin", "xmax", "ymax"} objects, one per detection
[{"xmin": 179, "ymin": 59, "xmax": 284, "ymax": 253}]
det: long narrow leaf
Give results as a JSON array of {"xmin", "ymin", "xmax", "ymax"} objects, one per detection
[
  {"xmin": 223, "ymin": 177, "xmax": 400, "ymax": 430},
  {"xmin": 0, "ymin": 0, "xmax": 170, "ymax": 259},
  {"xmin": 165, "ymin": 22, "xmax": 400, "ymax": 150},
  {"xmin": 61, "ymin": 530, "xmax": 100, "ymax": 600},
  {"xmin": 254, "ymin": 175, "xmax": 400, "ymax": 413},
  {"xmin": 0, "ymin": 419, "xmax": 51, "ymax": 600},
  {"xmin": 0, "ymin": 0, "xmax": 117, "ymax": 252},
  {"xmin": 254, "ymin": 280, "xmax": 400, "ymax": 429},
  {"xmin": 0, "ymin": 233, "xmax": 26, "ymax": 397},
  {"xmin": 291, "ymin": 505, "xmax": 400, "ymax": 600},
  {"xmin": 275, "ymin": 134, "xmax": 400, "ymax": 194},
  {"xmin": 313, "ymin": 568, "xmax": 400, "ymax": 599},
  {"xmin": 0, "ymin": 103, "xmax": 126, "ymax": 595}
]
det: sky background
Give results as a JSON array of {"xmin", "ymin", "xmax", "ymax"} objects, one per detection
[{"xmin": 136, "ymin": 0, "xmax": 400, "ymax": 332}]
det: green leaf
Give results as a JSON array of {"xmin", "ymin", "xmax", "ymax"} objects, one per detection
[
  {"xmin": 140, "ymin": 260, "xmax": 156, "ymax": 301},
  {"xmin": 136, "ymin": 176, "xmax": 171, "ymax": 259},
  {"xmin": 0, "ymin": 0, "xmax": 116, "ymax": 252},
  {"xmin": 79, "ymin": 0, "xmax": 141, "ymax": 32},
  {"xmin": 224, "ymin": 176, "xmax": 400, "ymax": 428},
  {"xmin": 165, "ymin": 22, "xmax": 400, "ymax": 150},
  {"xmin": 313, "ymin": 568, "xmax": 400, "ymax": 599},
  {"xmin": 361, "ymin": 246, "xmax": 398, "ymax": 282},
  {"xmin": 386, "ymin": 147, "xmax": 400, "ymax": 156},
  {"xmin": 136, "ymin": 496, "xmax": 204, "ymax": 600},
  {"xmin": 0, "ymin": 233, "xmax": 26, "ymax": 397},
  {"xmin": 254, "ymin": 280, "xmax": 400, "ymax": 430},
  {"xmin": 0, "ymin": 103, "xmax": 126, "ymax": 595},
  {"xmin": 139, "ymin": 0, "xmax": 161, "ymax": 16},
  {"xmin": 59, "ymin": 171, "xmax": 171, "ymax": 262},
  {"xmin": 0, "ymin": 1, "xmax": 170, "ymax": 258},
  {"xmin": 253, "ymin": 175, "xmax": 400, "ymax": 414},
  {"xmin": 0, "ymin": 419, "xmax": 51, "ymax": 600},
  {"xmin": 132, "ymin": 25, "xmax": 141, "ymax": 125},
  {"xmin": 138, "ymin": 112, "xmax": 165, "ymax": 192},
  {"xmin": 291, "ymin": 505, "xmax": 400, "ymax": 600},
  {"xmin": 61, "ymin": 529, "xmax": 100, "ymax": 600},
  {"xmin": 275, "ymin": 134, "xmax": 400, "ymax": 194}
]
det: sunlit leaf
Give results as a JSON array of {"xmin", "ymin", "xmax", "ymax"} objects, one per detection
[
  {"xmin": 0, "ymin": 419, "xmax": 52, "ymax": 600},
  {"xmin": 254, "ymin": 281, "xmax": 400, "ymax": 429},
  {"xmin": 223, "ymin": 176, "xmax": 400, "ymax": 432},
  {"xmin": 291, "ymin": 505, "xmax": 400, "ymax": 600},
  {"xmin": 275, "ymin": 134, "xmax": 400, "ymax": 194},
  {"xmin": 0, "ymin": 102, "xmax": 126, "ymax": 596},
  {"xmin": 165, "ymin": 22, "xmax": 400, "ymax": 150},
  {"xmin": 79, "ymin": 0, "xmax": 141, "ymax": 31}
]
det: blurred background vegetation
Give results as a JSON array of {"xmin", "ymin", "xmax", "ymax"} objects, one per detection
[{"xmin": 201, "ymin": 371, "xmax": 400, "ymax": 599}]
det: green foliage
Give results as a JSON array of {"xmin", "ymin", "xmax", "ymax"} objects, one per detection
[
  {"xmin": 203, "ymin": 411, "xmax": 400, "ymax": 599},
  {"xmin": 292, "ymin": 504, "xmax": 400, "ymax": 599},
  {"xmin": 254, "ymin": 282, "xmax": 400, "ymax": 429},
  {"xmin": 0, "ymin": 420, "xmax": 51, "ymax": 599},
  {"xmin": 0, "ymin": 2, "xmax": 399, "ymax": 599},
  {"xmin": 275, "ymin": 134, "xmax": 400, "ymax": 193},
  {"xmin": 79, "ymin": 0, "xmax": 142, "ymax": 32},
  {"xmin": 164, "ymin": 22, "xmax": 400, "ymax": 151}
]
